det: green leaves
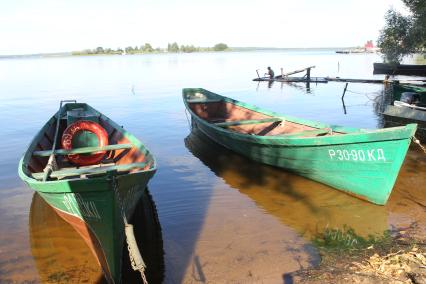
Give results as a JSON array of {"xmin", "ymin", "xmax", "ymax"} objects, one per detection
[
  {"xmin": 378, "ymin": 1, "xmax": 425, "ymax": 63},
  {"xmin": 213, "ymin": 43, "xmax": 228, "ymax": 51}
]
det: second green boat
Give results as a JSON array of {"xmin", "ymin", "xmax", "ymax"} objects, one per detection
[{"xmin": 183, "ymin": 88, "xmax": 417, "ymax": 205}]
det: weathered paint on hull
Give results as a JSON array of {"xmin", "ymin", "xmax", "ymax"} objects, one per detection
[{"xmin": 183, "ymin": 88, "xmax": 416, "ymax": 205}]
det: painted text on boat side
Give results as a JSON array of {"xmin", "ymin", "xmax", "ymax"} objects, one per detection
[
  {"xmin": 63, "ymin": 193, "xmax": 101, "ymax": 220},
  {"xmin": 328, "ymin": 149, "xmax": 386, "ymax": 162}
]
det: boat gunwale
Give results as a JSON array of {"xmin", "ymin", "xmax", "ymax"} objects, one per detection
[
  {"xmin": 18, "ymin": 103, "xmax": 157, "ymax": 188},
  {"xmin": 182, "ymin": 88, "xmax": 417, "ymax": 146},
  {"xmin": 383, "ymin": 105, "xmax": 426, "ymax": 122}
]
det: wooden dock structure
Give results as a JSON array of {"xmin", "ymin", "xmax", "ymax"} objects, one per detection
[
  {"xmin": 254, "ymin": 66, "xmax": 328, "ymax": 83},
  {"xmin": 253, "ymin": 66, "xmax": 426, "ymax": 84}
]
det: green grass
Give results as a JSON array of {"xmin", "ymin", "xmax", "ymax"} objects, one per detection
[
  {"xmin": 414, "ymin": 54, "xmax": 426, "ymax": 64},
  {"xmin": 313, "ymin": 225, "xmax": 393, "ymax": 253}
]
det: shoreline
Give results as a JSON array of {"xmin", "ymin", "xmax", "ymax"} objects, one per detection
[
  {"xmin": 293, "ymin": 223, "xmax": 426, "ymax": 283},
  {"xmin": 0, "ymin": 47, "xmax": 362, "ymax": 59}
]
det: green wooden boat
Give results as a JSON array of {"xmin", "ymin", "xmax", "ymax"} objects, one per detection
[
  {"xmin": 18, "ymin": 101, "xmax": 157, "ymax": 283},
  {"xmin": 392, "ymin": 83, "xmax": 426, "ymax": 103},
  {"xmin": 183, "ymin": 88, "xmax": 417, "ymax": 205},
  {"xmin": 383, "ymin": 105, "xmax": 426, "ymax": 143},
  {"xmin": 382, "ymin": 83, "xmax": 426, "ymax": 142}
]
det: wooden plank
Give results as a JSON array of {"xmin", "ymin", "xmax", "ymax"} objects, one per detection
[
  {"xmin": 282, "ymin": 66, "xmax": 315, "ymax": 77},
  {"xmin": 280, "ymin": 129, "xmax": 331, "ymax": 137},
  {"xmin": 187, "ymin": 98, "xmax": 222, "ymax": 104},
  {"xmin": 252, "ymin": 76, "xmax": 328, "ymax": 83},
  {"xmin": 33, "ymin": 143, "xmax": 133, "ymax": 157},
  {"xmin": 31, "ymin": 161, "xmax": 147, "ymax": 180},
  {"xmin": 215, "ymin": 117, "xmax": 283, "ymax": 127}
]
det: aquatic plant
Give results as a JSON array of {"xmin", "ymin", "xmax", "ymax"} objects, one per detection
[{"xmin": 313, "ymin": 225, "xmax": 392, "ymax": 252}]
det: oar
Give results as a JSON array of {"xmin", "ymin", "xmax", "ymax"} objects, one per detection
[{"xmin": 42, "ymin": 100, "xmax": 77, "ymax": 181}]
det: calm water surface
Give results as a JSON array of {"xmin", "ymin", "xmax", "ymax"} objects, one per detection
[{"xmin": 0, "ymin": 50, "xmax": 425, "ymax": 283}]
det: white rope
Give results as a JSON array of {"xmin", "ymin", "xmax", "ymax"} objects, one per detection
[
  {"xmin": 412, "ymin": 136, "xmax": 426, "ymax": 154},
  {"xmin": 125, "ymin": 222, "xmax": 148, "ymax": 284},
  {"xmin": 184, "ymin": 108, "xmax": 191, "ymax": 129},
  {"xmin": 111, "ymin": 176, "xmax": 148, "ymax": 284}
]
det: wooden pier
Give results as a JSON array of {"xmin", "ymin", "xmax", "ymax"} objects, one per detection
[
  {"xmin": 253, "ymin": 66, "xmax": 426, "ymax": 84},
  {"xmin": 254, "ymin": 66, "xmax": 328, "ymax": 83},
  {"xmin": 253, "ymin": 76, "xmax": 328, "ymax": 83}
]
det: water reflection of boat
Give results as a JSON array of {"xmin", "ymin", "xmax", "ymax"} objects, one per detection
[
  {"xmin": 19, "ymin": 102, "xmax": 157, "ymax": 283},
  {"xmin": 184, "ymin": 128, "xmax": 389, "ymax": 238},
  {"xmin": 183, "ymin": 88, "xmax": 416, "ymax": 205},
  {"xmin": 29, "ymin": 190, "xmax": 164, "ymax": 283}
]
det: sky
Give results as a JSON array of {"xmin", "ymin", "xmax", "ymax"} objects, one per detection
[{"xmin": 0, "ymin": 0, "xmax": 408, "ymax": 55}]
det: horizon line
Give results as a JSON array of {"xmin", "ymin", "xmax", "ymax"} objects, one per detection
[{"xmin": 0, "ymin": 46, "xmax": 365, "ymax": 58}]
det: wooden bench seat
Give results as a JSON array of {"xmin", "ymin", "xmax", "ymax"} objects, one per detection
[
  {"xmin": 33, "ymin": 144, "xmax": 133, "ymax": 157},
  {"xmin": 187, "ymin": 98, "xmax": 223, "ymax": 104},
  {"xmin": 214, "ymin": 117, "xmax": 284, "ymax": 128},
  {"xmin": 281, "ymin": 129, "xmax": 331, "ymax": 137},
  {"xmin": 31, "ymin": 161, "xmax": 148, "ymax": 180}
]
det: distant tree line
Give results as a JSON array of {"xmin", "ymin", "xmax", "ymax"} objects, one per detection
[
  {"xmin": 72, "ymin": 43, "xmax": 229, "ymax": 56},
  {"xmin": 167, "ymin": 42, "xmax": 228, "ymax": 53}
]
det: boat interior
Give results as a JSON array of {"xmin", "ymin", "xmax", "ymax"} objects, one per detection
[
  {"xmin": 26, "ymin": 105, "xmax": 153, "ymax": 181},
  {"xmin": 187, "ymin": 99, "xmax": 338, "ymax": 137}
]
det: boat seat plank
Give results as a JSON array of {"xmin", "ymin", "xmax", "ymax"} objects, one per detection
[
  {"xmin": 215, "ymin": 117, "xmax": 284, "ymax": 127},
  {"xmin": 281, "ymin": 129, "xmax": 331, "ymax": 137},
  {"xmin": 31, "ymin": 161, "xmax": 147, "ymax": 180},
  {"xmin": 33, "ymin": 144, "xmax": 133, "ymax": 157},
  {"xmin": 187, "ymin": 98, "xmax": 223, "ymax": 103}
]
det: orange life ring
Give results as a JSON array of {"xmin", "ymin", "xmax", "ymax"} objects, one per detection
[{"xmin": 61, "ymin": 120, "xmax": 109, "ymax": 166}]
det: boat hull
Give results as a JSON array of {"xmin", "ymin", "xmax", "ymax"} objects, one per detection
[
  {"xmin": 392, "ymin": 84, "xmax": 426, "ymax": 103},
  {"xmin": 373, "ymin": 63, "xmax": 426, "ymax": 76},
  {"xmin": 193, "ymin": 120, "xmax": 411, "ymax": 205},
  {"xmin": 21, "ymin": 162, "xmax": 155, "ymax": 283},
  {"xmin": 183, "ymin": 88, "xmax": 416, "ymax": 205},
  {"xmin": 382, "ymin": 84, "xmax": 426, "ymax": 142},
  {"xmin": 18, "ymin": 102, "xmax": 157, "ymax": 283},
  {"xmin": 383, "ymin": 105, "xmax": 426, "ymax": 143}
]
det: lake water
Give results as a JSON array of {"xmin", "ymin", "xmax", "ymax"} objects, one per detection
[{"xmin": 1, "ymin": 50, "xmax": 425, "ymax": 283}]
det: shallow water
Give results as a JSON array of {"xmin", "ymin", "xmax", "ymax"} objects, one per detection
[{"xmin": 0, "ymin": 50, "xmax": 425, "ymax": 283}]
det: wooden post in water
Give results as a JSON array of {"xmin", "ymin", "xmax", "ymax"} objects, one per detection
[
  {"xmin": 306, "ymin": 68, "xmax": 311, "ymax": 81},
  {"xmin": 341, "ymin": 83, "xmax": 349, "ymax": 99},
  {"xmin": 341, "ymin": 83, "xmax": 349, "ymax": 114}
]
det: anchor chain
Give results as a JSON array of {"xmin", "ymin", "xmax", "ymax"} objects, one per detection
[
  {"xmin": 412, "ymin": 136, "xmax": 426, "ymax": 154},
  {"xmin": 111, "ymin": 175, "xmax": 148, "ymax": 284}
]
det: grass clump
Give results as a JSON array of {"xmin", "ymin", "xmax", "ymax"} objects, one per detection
[{"xmin": 313, "ymin": 225, "xmax": 392, "ymax": 253}]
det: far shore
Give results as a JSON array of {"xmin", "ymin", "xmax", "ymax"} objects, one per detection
[{"xmin": 0, "ymin": 47, "xmax": 362, "ymax": 59}]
